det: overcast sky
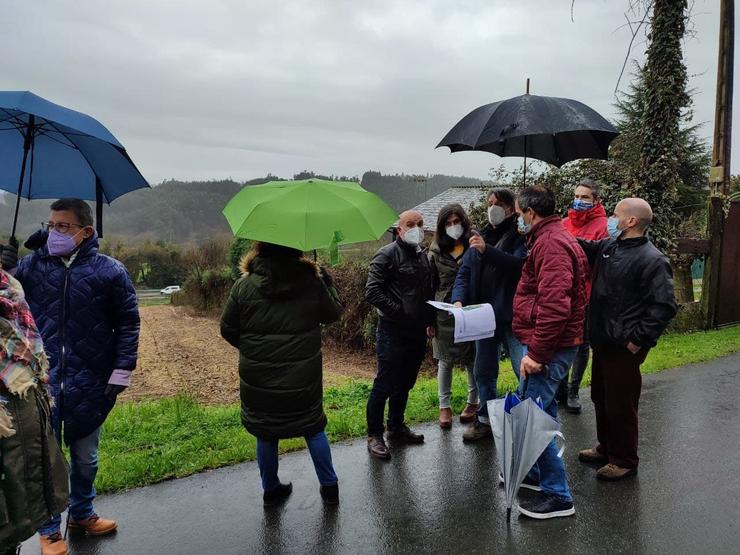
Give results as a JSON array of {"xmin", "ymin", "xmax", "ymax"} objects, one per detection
[{"xmin": 2, "ymin": 0, "xmax": 736, "ymax": 184}]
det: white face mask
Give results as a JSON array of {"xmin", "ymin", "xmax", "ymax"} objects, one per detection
[
  {"xmin": 402, "ymin": 226, "xmax": 424, "ymax": 246},
  {"xmin": 488, "ymin": 205, "xmax": 506, "ymax": 226},
  {"xmin": 445, "ymin": 224, "xmax": 464, "ymax": 240}
]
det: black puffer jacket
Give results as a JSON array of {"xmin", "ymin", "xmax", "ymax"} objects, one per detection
[
  {"xmin": 364, "ymin": 238, "xmax": 433, "ymax": 328},
  {"xmin": 579, "ymin": 236, "xmax": 677, "ymax": 349},
  {"xmin": 220, "ymin": 253, "xmax": 342, "ymax": 440}
]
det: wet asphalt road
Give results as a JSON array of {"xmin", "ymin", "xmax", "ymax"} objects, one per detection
[{"xmin": 23, "ymin": 353, "xmax": 740, "ymax": 554}]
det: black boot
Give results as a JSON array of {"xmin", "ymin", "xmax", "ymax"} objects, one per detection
[
  {"xmin": 263, "ymin": 482, "xmax": 293, "ymax": 507},
  {"xmin": 320, "ymin": 483, "xmax": 339, "ymax": 505},
  {"xmin": 555, "ymin": 380, "xmax": 568, "ymax": 405},
  {"xmin": 566, "ymin": 384, "xmax": 582, "ymax": 414}
]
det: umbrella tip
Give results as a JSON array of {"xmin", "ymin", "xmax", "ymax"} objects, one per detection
[{"xmin": 526, "ymin": 78, "xmax": 530, "ymax": 95}]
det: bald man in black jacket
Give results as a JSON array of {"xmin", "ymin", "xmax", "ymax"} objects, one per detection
[{"xmin": 576, "ymin": 198, "xmax": 677, "ymax": 481}]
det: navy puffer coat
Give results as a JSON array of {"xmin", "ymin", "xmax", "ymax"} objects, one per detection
[{"xmin": 15, "ymin": 234, "xmax": 139, "ymax": 443}]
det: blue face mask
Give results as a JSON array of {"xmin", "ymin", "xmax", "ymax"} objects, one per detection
[
  {"xmin": 572, "ymin": 199, "xmax": 594, "ymax": 212},
  {"xmin": 517, "ymin": 214, "xmax": 531, "ymax": 235},
  {"xmin": 607, "ymin": 216, "xmax": 622, "ymax": 239}
]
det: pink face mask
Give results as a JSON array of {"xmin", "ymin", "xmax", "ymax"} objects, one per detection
[{"xmin": 47, "ymin": 229, "xmax": 83, "ymax": 257}]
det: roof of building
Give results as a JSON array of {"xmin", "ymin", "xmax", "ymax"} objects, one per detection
[{"xmin": 394, "ymin": 186, "xmax": 487, "ymax": 230}]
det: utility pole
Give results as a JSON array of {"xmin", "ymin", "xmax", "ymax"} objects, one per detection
[{"xmin": 702, "ymin": 0, "xmax": 734, "ymax": 327}]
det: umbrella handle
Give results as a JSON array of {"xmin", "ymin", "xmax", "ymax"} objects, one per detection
[{"xmin": 519, "ymin": 365, "xmax": 549, "ymax": 398}]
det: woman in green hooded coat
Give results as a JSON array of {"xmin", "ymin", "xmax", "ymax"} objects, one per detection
[
  {"xmin": 0, "ymin": 270, "xmax": 68, "ymax": 555},
  {"xmin": 220, "ymin": 242, "xmax": 342, "ymax": 508}
]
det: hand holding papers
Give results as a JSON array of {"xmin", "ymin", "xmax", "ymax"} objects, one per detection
[{"xmin": 427, "ymin": 301, "xmax": 496, "ymax": 343}]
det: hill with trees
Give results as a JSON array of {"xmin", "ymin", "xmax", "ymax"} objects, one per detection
[{"xmin": 1, "ymin": 170, "xmax": 488, "ymax": 244}]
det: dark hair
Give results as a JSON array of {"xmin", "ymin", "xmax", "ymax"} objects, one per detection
[
  {"xmin": 255, "ymin": 241, "xmax": 303, "ymax": 258},
  {"xmin": 518, "ymin": 186, "xmax": 556, "ymax": 217},
  {"xmin": 488, "ymin": 187, "xmax": 515, "ymax": 209},
  {"xmin": 50, "ymin": 198, "xmax": 93, "ymax": 227},
  {"xmin": 575, "ymin": 178, "xmax": 601, "ymax": 198},
  {"xmin": 435, "ymin": 203, "xmax": 471, "ymax": 253}
]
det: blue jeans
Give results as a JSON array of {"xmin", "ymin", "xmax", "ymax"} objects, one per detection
[
  {"xmin": 474, "ymin": 322, "xmax": 524, "ymax": 423},
  {"xmin": 38, "ymin": 426, "xmax": 102, "ymax": 535},
  {"xmin": 520, "ymin": 346, "xmax": 578, "ymax": 502},
  {"xmin": 256, "ymin": 431, "xmax": 338, "ymax": 492}
]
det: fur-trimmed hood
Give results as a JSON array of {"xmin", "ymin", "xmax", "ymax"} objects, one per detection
[{"xmin": 239, "ymin": 251, "xmax": 322, "ymax": 298}]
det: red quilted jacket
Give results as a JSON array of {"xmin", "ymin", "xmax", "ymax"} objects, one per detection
[{"xmin": 513, "ymin": 215, "xmax": 589, "ymax": 364}]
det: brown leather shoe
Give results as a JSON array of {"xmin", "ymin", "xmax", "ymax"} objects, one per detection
[
  {"xmin": 67, "ymin": 513, "xmax": 118, "ymax": 536},
  {"xmin": 462, "ymin": 419, "xmax": 492, "ymax": 442},
  {"xmin": 459, "ymin": 403, "xmax": 479, "ymax": 424},
  {"xmin": 439, "ymin": 408, "xmax": 452, "ymax": 429},
  {"xmin": 578, "ymin": 447, "xmax": 608, "ymax": 465},
  {"xmin": 386, "ymin": 425, "xmax": 424, "ymax": 444},
  {"xmin": 597, "ymin": 463, "xmax": 637, "ymax": 481},
  {"xmin": 367, "ymin": 435, "xmax": 391, "ymax": 460},
  {"xmin": 40, "ymin": 532, "xmax": 68, "ymax": 555}
]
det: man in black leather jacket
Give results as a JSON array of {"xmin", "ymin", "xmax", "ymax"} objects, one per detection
[
  {"xmin": 577, "ymin": 198, "xmax": 677, "ymax": 481},
  {"xmin": 364, "ymin": 210, "xmax": 434, "ymax": 460}
]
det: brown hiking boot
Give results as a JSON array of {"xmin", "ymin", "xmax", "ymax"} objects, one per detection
[
  {"xmin": 597, "ymin": 463, "xmax": 637, "ymax": 481},
  {"xmin": 462, "ymin": 419, "xmax": 492, "ymax": 442},
  {"xmin": 459, "ymin": 403, "xmax": 479, "ymax": 423},
  {"xmin": 367, "ymin": 435, "xmax": 391, "ymax": 460},
  {"xmin": 67, "ymin": 513, "xmax": 118, "ymax": 536},
  {"xmin": 439, "ymin": 407, "xmax": 453, "ymax": 429},
  {"xmin": 579, "ymin": 447, "xmax": 608, "ymax": 465},
  {"xmin": 40, "ymin": 532, "xmax": 68, "ymax": 555}
]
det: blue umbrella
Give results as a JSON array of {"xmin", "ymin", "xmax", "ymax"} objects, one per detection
[{"xmin": 0, "ymin": 91, "xmax": 150, "ymax": 240}]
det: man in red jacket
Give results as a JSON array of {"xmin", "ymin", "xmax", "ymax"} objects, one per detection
[
  {"xmin": 559, "ymin": 179, "xmax": 608, "ymax": 413},
  {"xmin": 512, "ymin": 186, "xmax": 589, "ymax": 520}
]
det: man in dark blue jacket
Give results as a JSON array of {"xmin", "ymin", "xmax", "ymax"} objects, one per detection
[
  {"xmin": 451, "ymin": 189, "xmax": 527, "ymax": 441},
  {"xmin": 1, "ymin": 198, "xmax": 139, "ymax": 552}
]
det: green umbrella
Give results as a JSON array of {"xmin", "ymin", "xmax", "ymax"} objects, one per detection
[{"xmin": 222, "ymin": 179, "xmax": 398, "ymax": 262}]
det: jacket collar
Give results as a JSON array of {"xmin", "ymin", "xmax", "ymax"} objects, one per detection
[
  {"xmin": 525, "ymin": 214, "xmax": 562, "ymax": 246},
  {"xmin": 616, "ymin": 235, "xmax": 649, "ymax": 248},
  {"xmin": 566, "ymin": 203, "xmax": 607, "ymax": 228},
  {"xmin": 39, "ymin": 232, "xmax": 99, "ymax": 262}
]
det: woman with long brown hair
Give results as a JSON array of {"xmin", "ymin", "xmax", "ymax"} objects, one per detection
[{"xmin": 427, "ymin": 204, "xmax": 478, "ymax": 429}]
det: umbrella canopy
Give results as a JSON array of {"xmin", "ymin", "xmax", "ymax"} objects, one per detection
[
  {"xmin": 223, "ymin": 179, "xmax": 398, "ymax": 255},
  {"xmin": 0, "ymin": 91, "xmax": 150, "ymax": 238},
  {"xmin": 489, "ymin": 390, "xmax": 564, "ymax": 520},
  {"xmin": 437, "ymin": 93, "xmax": 619, "ymax": 167}
]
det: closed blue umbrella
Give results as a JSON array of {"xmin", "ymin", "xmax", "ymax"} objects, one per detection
[{"xmin": 0, "ymin": 91, "xmax": 150, "ymax": 239}]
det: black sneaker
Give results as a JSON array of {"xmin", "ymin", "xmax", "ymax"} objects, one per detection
[
  {"xmin": 518, "ymin": 493, "xmax": 575, "ymax": 519},
  {"xmin": 263, "ymin": 482, "xmax": 293, "ymax": 507},
  {"xmin": 498, "ymin": 471, "xmax": 542, "ymax": 492},
  {"xmin": 386, "ymin": 425, "xmax": 424, "ymax": 444},
  {"xmin": 320, "ymin": 483, "xmax": 339, "ymax": 505}
]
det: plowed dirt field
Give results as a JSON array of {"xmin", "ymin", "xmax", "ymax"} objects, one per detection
[{"xmin": 120, "ymin": 305, "xmax": 377, "ymax": 405}]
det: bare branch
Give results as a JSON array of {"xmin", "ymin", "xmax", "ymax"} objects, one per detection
[{"xmin": 614, "ymin": 0, "xmax": 655, "ymax": 94}]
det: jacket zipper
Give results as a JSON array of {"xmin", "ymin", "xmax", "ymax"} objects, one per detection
[{"xmin": 59, "ymin": 266, "xmax": 70, "ymax": 432}]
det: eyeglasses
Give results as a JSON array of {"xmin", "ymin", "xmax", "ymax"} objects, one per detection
[{"xmin": 42, "ymin": 222, "xmax": 85, "ymax": 233}]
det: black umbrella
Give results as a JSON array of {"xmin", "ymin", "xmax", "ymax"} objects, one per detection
[{"xmin": 437, "ymin": 80, "xmax": 619, "ymax": 183}]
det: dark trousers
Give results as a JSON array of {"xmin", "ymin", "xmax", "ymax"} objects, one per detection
[
  {"xmin": 366, "ymin": 319, "xmax": 427, "ymax": 436},
  {"xmin": 591, "ymin": 344, "xmax": 649, "ymax": 469}
]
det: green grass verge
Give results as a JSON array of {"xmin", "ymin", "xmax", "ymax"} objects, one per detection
[{"xmin": 96, "ymin": 325, "xmax": 740, "ymax": 494}]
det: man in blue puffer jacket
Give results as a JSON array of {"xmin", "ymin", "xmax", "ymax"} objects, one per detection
[{"xmin": 1, "ymin": 198, "xmax": 139, "ymax": 553}]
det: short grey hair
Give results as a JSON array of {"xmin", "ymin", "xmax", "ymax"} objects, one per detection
[{"xmin": 575, "ymin": 178, "xmax": 601, "ymax": 198}]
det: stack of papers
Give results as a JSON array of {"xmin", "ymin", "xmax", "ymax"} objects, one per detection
[{"xmin": 427, "ymin": 301, "xmax": 496, "ymax": 343}]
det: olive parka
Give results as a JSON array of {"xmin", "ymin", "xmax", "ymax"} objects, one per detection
[{"xmin": 220, "ymin": 252, "xmax": 342, "ymax": 440}]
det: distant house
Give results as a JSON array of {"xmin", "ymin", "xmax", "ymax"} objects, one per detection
[{"xmin": 393, "ymin": 186, "xmax": 487, "ymax": 232}]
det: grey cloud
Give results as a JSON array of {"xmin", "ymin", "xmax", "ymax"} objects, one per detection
[{"xmin": 1, "ymin": 0, "xmax": 734, "ymax": 184}]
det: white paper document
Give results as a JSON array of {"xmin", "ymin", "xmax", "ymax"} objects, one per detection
[{"xmin": 427, "ymin": 301, "xmax": 496, "ymax": 343}]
